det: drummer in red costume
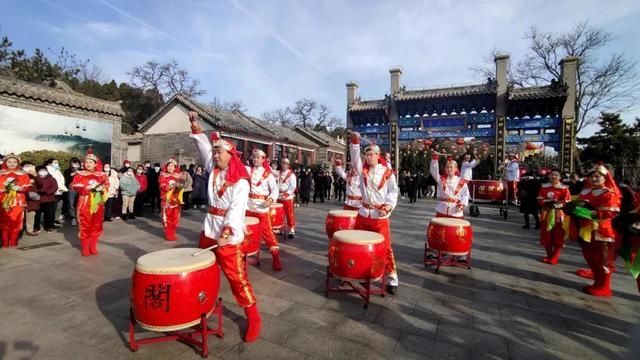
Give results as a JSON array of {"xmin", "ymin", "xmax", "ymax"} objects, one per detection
[
  {"xmin": 0, "ymin": 153, "xmax": 30, "ymax": 248},
  {"xmin": 277, "ymin": 158, "xmax": 297, "ymax": 239},
  {"xmin": 188, "ymin": 112, "xmax": 261, "ymax": 342},
  {"xmin": 430, "ymin": 153, "xmax": 470, "ymax": 218},
  {"xmin": 334, "ymin": 159, "xmax": 362, "ymax": 210},
  {"xmin": 70, "ymin": 150, "xmax": 109, "ymax": 256},
  {"xmin": 536, "ymin": 169, "xmax": 571, "ymax": 265},
  {"xmin": 159, "ymin": 158, "xmax": 184, "ymax": 241},
  {"xmin": 245, "ymin": 149, "xmax": 282, "ymax": 271},
  {"xmin": 573, "ymin": 164, "xmax": 621, "ymax": 297},
  {"xmin": 349, "ymin": 132, "xmax": 399, "ymax": 294}
]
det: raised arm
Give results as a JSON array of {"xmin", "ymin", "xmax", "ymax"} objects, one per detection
[
  {"xmin": 334, "ymin": 159, "xmax": 347, "ymax": 180},
  {"xmin": 349, "ymin": 132, "xmax": 363, "ymax": 175},
  {"xmin": 430, "ymin": 154, "xmax": 441, "ymax": 184},
  {"xmin": 188, "ymin": 112, "xmax": 214, "ymax": 173}
]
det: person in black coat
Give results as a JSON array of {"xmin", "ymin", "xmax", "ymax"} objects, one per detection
[
  {"xmin": 408, "ymin": 172, "xmax": 419, "ymax": 204},
  {"xmin": 313, "ymin": 170, "xmax": 325, "ymax": 203},
  {"xmin": 191, "ymin": 166, "xmax": 208, "ymax": 208},
  {"xmin": 147, "ymin": 162, "xmax": 161, "ymax": 213},
  {"xmin": 518, "ymin": 173, "xmax": 541, "ymax": 229},
  {"xmin": 299, "ymin": 169, "xmax": 313, "ymax": 205}
]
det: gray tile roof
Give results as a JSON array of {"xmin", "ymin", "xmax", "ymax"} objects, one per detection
[
  {"xmin": 0, "ymin": 75, "xmax": 125, "ymax": 116},
  {"xmin": 294, "ymin": 126, "xmax": 345, "ymax": 151},
  {"xmin": 395, "ymin": 83, "xmax": 497, "ymax": 101},
  {"xmin": 508, "ymin": 85, "xmax": 567, "ymax": 100},
  {"xmin": 243, "ymin": 115, "xmax": 317, "ymax": 148},
  {"xmin": 347, "ymin": 99, "xmax": 388, "ymax": 112}
]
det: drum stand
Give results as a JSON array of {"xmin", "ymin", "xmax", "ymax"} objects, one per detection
[
  {"xmin": 128, "ymin": 298, "xmax": 224, "ymax": 358},
  {"xmin": 324, "ymin": 266, "xmax": 384, "ymax": 309},
  {"xmin": 424, "ymin": 246, "xmax": 472, "ymax": 272}
]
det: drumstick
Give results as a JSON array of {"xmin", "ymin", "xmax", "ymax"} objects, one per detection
[{"xmin": 192, "ymin": 245, "xmax": 219, "ymax": 256}]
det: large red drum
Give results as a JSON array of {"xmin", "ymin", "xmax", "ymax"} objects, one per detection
[
  {"xmin": 328, "ymin": 230, "xmax": 386, "ymax": 282},
  {"xmin": 242, "ymin": 216, "xmax": 260, "ymax": 255},
  {"xmin": 426, "ymin": 218, "xmax": 473, "ymax": 255},
  {"xmin": 325, "ymin": 210, "xmax": 358, "ymax": 239},
  {"xmin": 270, "ymin": 203, "xmax": 284, "ymax": 230},
  {"xmin": 130, "ymin": 248, "xmax": 220, "ymax": 332}
]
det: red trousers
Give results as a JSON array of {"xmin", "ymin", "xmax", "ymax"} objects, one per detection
[
  {"xmin": 354, "ymin": 215, "xmax": 397, "ymax": 277},
  {"xmin": 199, "ymin": 233, "xmax": 257, "ymax": 308},
  {"xmin": 277, "ymin": 199, "xmax": 296, "ymax": 230},
  {"xmin": 162, "ymin": 205, "xmax": 181, "ymax": 240},
  {"xmin": 580, "ymin": 239, "xmax": 620, "ymax": 278},
  {"xmin": 246, "ymin": 210, "xmax": 279, "ymax": 251},
  {"xmin": 0, "ymin": 206, "xmax": 24, "ymax": 247},
  {"xmin": 540, "ymin": 224, "xmax": 565, "ymax": 249},
  {"xmin": 76, "ymin": 195, "xmax": 105, "ymax": 255},
  {"xmin": 343, "ymin": 205, "xmax": 360, "ymax": 211}
]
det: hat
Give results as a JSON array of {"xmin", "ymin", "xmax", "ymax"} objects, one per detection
[
  {"xmin": 211, "ymin": 131, "xmax": 236, "ymax": 153},
  {"xmin": 364, "ymin": 143, "xmax": 381, "ymax": 154},
  {"xmin": 85, "ymin": 148, "xmax": 103, "ymax": 171},
  {"xmin": 252, "ymin": 148, "xmax": 267, "ymax": 157},
  {"xmin": 282, "ymin": 158, "xmax": 290, "ymax": 165},
  {"xmin": 1, "ymin": 153, "xmax": 20, "ymax": 170}
]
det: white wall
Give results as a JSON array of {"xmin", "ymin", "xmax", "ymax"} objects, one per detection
[
  {"xmin": 127, "ymin": 143, "xmax": 141, "ymax": 163},
  {"xmin": 145, "ymin": 104, "xmax": 214, "ymax": 134}
]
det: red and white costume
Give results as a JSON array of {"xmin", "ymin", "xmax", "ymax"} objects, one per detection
[
  {"xmin": 574, "ymin": 165, "xmax": 621, "ymax": 297},
  {"xmin": 245, "ymin": 150, "xmax": 282, "ymax": 270},
  {"xmin": 537, "ymin": 182, "xmax": 571, "ymax": 264},
  {"xmin": 460, "ymin": 159, "xmax": 478, "ymax": 181},
  {"xmin": 505, "ymin": 156, "xmax": 520, "ymax": 202},
  {"xmin": 350, "ymin": 139, "xmax": 399, "ymax": 286},
  {"xmin": 0, "ymin": 154, "xmax": 30, "ymax": 248},
  {"xmin": 70, "ymin": 150, "xmax": 109, "ymax": 256},
  {"xmin": 190, "ymin": 124, "xmax": 261, "ymax": 342},
  {"xmin": 335, "ymin": 162, "xmax": 362, "ymax": 211},
  {"xmin": 430, "ymin": 156, "xmax": 469, "ymax": 218},
  {"xmin": 159, "ymin": 161, "xmax": 183, "ymax": 241},
  {"xmin": 277, "ymin": 161, "xmax": 297, "ymax": 234}
]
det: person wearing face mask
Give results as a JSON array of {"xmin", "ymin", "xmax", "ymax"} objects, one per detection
[
  {"xmin": 64, "ymin": 158, "xmax": 82, "ymax": 226},
  {"xmin": 159, "ymin": 158, "xmax": 184, "ymax": 240},
  {"xmin": 34, "ymin": 166, "xmax": 59, "ymax": 233},
  {"xmin": 122, "ymin": 160, "xmax": 132, "ymax": 172},
  {"xmin": 119, "ymin": 167, "xmax": 140, "ymax": 221},
  {"xmin": 71, "ymin": 149, "xmax": 110, "ymax": 256},
  {"xmin": 0, "ymin": 154, "xmax": 30, "ymax": 247},
  {"xmin": 146, "ymin": 162, "xmax": 161, "ymax": 214},
  {"xmin": 133, "ymin": 165, "xmax": 148, "ymax": 217},
  {"xmin": 21, "ymin": 161, "xmax": 40, "ymax": 236},
  {"xmin": 45, "ymin": 158, "xmax": 68, "ymax": 226},
  {"xmin": 103, "ymin": 164, "xmax": 120, "ymax": 222}
]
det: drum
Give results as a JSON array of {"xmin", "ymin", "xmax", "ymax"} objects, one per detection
[
  {"xmin": 426, "ymin": 218, "xmax": 473, "ymax": 255},
  {"xmin": 328, "ymin": 230, "xmax": 385, "ymax": 282},
  {"xmin": 325, "ymin": 210, "xmax": 358, "ymax": 239},
  {"xmin": 270, "ymin": 203, "xmax": 284, "ymax": 229},
  {"xmin": 242, "ymin": 216, "xmax": 261, "ymax": 255},
  {"xmin": 130, "ymin": 248, "xmax": 220, "ymax": 332}
]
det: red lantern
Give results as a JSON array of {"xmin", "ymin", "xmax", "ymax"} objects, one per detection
[{"xmin": 456, "ymin": 138, "xmax": 465, "ymax": 145}]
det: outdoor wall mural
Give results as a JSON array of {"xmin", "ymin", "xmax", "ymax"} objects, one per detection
[{"xmin": 0, "ymin": 105, "xmax": 113, "ymax": 163}]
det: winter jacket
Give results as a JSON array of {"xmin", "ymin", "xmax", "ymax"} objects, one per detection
[
  {"xmin": 192, "ymin": 172, "xmax": 208, "ymax": 200},
  {"xmin": 106, "ymin": 169, "xmax": 120, "ymax": 198},
  {"xmin": 26, "ymin": 175, "xmax": 40, "ymax": 212},
  {"xmin": 36, "ymin": 175, "xmax": 59, "ymax": 204},
  {"xmin": 135, "ymin": 173, "xmax": 148, "ymax": 193},
  {"xmin": 182, "ymin": 172, "xmax": 193, "ymax": 192},
  {"xmin": 46, "ymin": 165, "xmax": 68, "ymax": 195},
  {"xmin": 146, "ymin": 169, "xmax": 160, "ymax": 196},
  {"xmin": 119, "ymin": 174, "xmax": 141, "ymax": 197}
]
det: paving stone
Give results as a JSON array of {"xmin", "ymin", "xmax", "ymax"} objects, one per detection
[
  {"xmin": 279, "ymin": 302, "xmax": 345, "ymax": 330},
  {"xmin": 281, "ymin": 327, "xmax": 366, "ymax": 359},
  {"xmin": 435, "ymin": 323, "xmax": 509, "ymax": 358},
  {"xmin": 394, "ymin": 332, "xmax": 470, "ymax": 359},
  {"xmin": 333, "ymin": 318, "xmax": 401, "ymax": 351},
  {"xmin": 222, "ymin": 339, "xmax": 309, "ymax": 360}
]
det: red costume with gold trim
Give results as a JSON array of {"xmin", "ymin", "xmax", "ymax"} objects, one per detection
[
  {"xmin": 159, "ymin": 161, "xmax": 183, "ymax": 241},
  {"xmin": 0, "ymin": 154, "xmax": 30, "ymax": 248},
  {"xmin": 537, "ymin": 182, "xmax": 571, "ymax": 264},
  {"xmin": 189, "ymin": 115, "xmax": 261, "ymax": 342},
  {"xmin": 573, "ymin": 165, "xmax": 621, "ymax": 297},
  {"xmin": 70, "ymin": 150, "xmax": 109, "ymax": 256},
  {"xmin": 277, "ymin": 164, "xmax": 297, "ymax": 235}
]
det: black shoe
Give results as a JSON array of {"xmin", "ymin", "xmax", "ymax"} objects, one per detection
[
  {"xmin": 130, "ymin": 214, "xmax": 136, "ymax": 220},
  {"xmin": 122, "ymin": 214, "xmax": 128, "ymax": 221},
  {"xmin": 522, "ymin": 224, "xmax": 530, "ymax": 229},
  {"xmin": 105, "ymin": 218, "xmax": 113, "ymax": 222},
  {"xmin": 386, "ymin": 285, "xmax": 398, "ymax": 295},
  {"xmin": 534, "ymin": 224, "xmax": 540, "ymax": 229},
  {"xmin": 287, "ymin": 233, "xmax": 295, "ymax": 239}
]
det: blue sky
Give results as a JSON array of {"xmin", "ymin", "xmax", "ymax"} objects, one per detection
[{"xmin": 1, "ymin": 0, "xmax": 639, "ymax": 135}]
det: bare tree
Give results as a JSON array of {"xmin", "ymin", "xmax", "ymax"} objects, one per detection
[
  {"xmin": 262, "ymin": 107, "xmax": 294, "ymax": 127},
  {"xmin": 290, "ymin": 98, "xmax": 317, "ymax": 129},
  {"xmin": 470, "ymin": 22, "xmax": 639, "ymax": 133},
  {"xmin": 129, "ymin": 60, "xmax": 206, "ymax": 104},
  {"xmin": 209, "ymin": 97, "xmax": 247, "ymax": 113}
]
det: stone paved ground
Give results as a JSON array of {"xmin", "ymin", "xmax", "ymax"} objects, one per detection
[{"xmin": 1, "ymin": 198, "xmax": 639, "ymax": 360}]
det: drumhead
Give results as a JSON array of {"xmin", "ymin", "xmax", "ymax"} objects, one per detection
[
  {"xmin": 431, "ymin": 218, "xmax": 470, "ymax": 227},
  {"xmin": 328, "ymin": 210, "xmax": 358, "ymax": 218},
  {"xmin": 270, "ymin": 203, "xmax": 283, "ymax": 209},
  {"xmin": 245, "ymin": 216, "xmax": 259, "ymax": 225},
  {"xmin": 333, "ymin": 230, "xmax": 384, "ymax": 244},
  {"xmin": 136, "ymin": 248, "xmax": 216, "ymax": 275}
]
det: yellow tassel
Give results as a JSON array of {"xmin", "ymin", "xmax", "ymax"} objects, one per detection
[{"xmin": 562, "ymin": 216, "xmax": 572, "ymax": 241}]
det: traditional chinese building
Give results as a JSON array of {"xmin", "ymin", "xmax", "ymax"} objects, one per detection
[{"xmin": 346, "ymin": 54, "xmax": 578, "ymax": 174}]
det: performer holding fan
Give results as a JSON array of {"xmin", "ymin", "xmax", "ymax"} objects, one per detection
[
  {"xmin": 189, "ymin": 112, "xmax": 261, "ymax": 342},
  {"xmin": 536, "ymin": 169, "xmax": 571, "ymax": 265},
  {"xmin": 159, "ymin": 158, "xmax": 184, "ymax": 241}
]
